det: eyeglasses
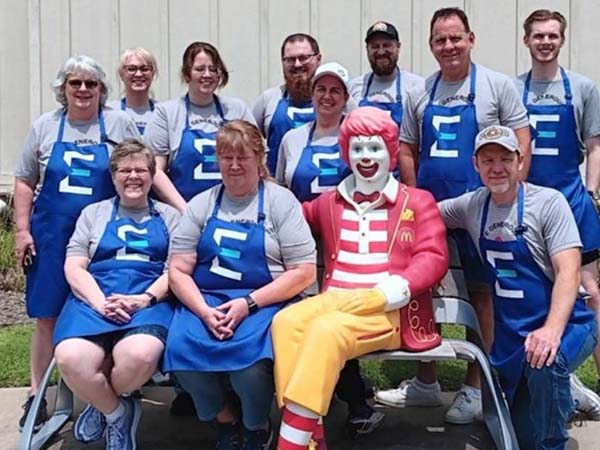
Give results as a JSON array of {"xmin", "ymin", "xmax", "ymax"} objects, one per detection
[
  {"xmin": 123, "ymin": 64, "xmax": 153, "ymax": 74},
  {"xmin": 67, "ymin": 79, "xmax": 100, "ymax": 89},
  {"xmin": 193, "ymin": 65, "xmax": 221, "ymax": 75},
  {"xmin": 282, "ymin": 54, "xmax": 317, "ymax": 66},
  {"xmin": 115, "ymin": 167, "xmax": 150, "ymax": 176},
  {"xmin": 431, "ymin": 32, "xmax": 470, "ymax": 48}
]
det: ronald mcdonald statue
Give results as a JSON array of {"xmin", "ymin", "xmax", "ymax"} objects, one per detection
[{"xmin": 272, "ymin": 106, "xmax": 449, "ymax": 450}]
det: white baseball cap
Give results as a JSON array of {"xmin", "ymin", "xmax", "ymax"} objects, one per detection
[
  {"xmin": 312, "ymin": 62, "xmax": 350, "ymax": 93},
  {"xmin": 474, "ymin": 125, "xmax": 520, "ymax": 154}
]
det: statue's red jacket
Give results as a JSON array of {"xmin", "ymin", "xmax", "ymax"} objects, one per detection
[{"xmin": 303, "ymin": 182, "xmax": 449, "ymax": 351}]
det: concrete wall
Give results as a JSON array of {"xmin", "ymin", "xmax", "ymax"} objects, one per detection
[{"xmin": 0, "ymin": 0, "xmax": 596, "ymax": 191}]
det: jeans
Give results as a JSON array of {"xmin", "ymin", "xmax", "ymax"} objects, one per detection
[
  {"xmin": 511, "ymin": 323, "xmax": 597, "ymax": 450},
  {"xmin": 173, "ymin": 359, "xmax": 274, "ymax": 430}
]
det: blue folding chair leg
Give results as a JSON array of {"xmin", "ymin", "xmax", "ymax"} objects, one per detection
[{"xmin": 18, "ymin": 358, "xmax": 73, "ymax": 450}]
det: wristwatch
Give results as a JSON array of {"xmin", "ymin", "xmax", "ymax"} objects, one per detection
[
  {"xmin": 144, "ymin": 291, "xmax": 157, "ymax": 307},
  {"xmin": 244, "ymin": 294, "xmax": 258, "ymax": 314},
  {"xmin": 589, "ymin": 191, "xmax": 600, "ymax": 214}
]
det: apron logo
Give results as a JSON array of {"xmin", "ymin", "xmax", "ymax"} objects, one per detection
[
  {"xmin": 286, "ymin": 106, "xmax": 314, "ymax": 127},
  {"xmin": 59, "ymin": 151, "xmax": 95, "ymax": 196},
  {"xmin": 210, "ymin": 228, "xmax": 248, "ymax": 281},
  {"xmin": 529, "ymin": 114, "xmax": 560, "ymax": 156},
  {"xmin": 116, "ymin": 225, "xmax": 150, "ymax": 262},
  {"xmin": 193, "ymin": 138, "xmax": 221, "ymax": 180},
  {"xmin": 430, "ymin": 115, "xmax": 460, "ymax": 158},
  {"xmin": 311, "ymin": 152, "xmax": 341, "ymax": 194},
  {"xmin": 485, "ymin": 250, "xmax": 524, "ymax": 299}
]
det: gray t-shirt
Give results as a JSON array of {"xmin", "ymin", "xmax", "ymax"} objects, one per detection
[
  {"xmin": 67, "ymin": 197, "xmax": 181, "ymax": 269},
  {"xmin": 106, "ymin": 99, "xmax": 157, "ymax": 135},
  {"xmin": 349, "ymin": 69, "xmax": 424, "ymax": 108},
  {"xmin": 275, "ymin": 121, "xmax": 340, "ymax": 189},
  {"xmin": 401, "ymin": 64, "xmax": 529, "ymax": 146},
  {"xmin": 171, "ymin": 181, "xmax": 316, "ymax": 279},
  {"xmin": 440, "ymin": 183, "xmax": 581, "ymax": 282},
  {"xmin": 15, "ymin": 107, "xmax": 141, "ymax": 197},
  {"xmin": 143, "ymin": 95, "xmax": 256, "ymax": 163},
  {"xmin": 514, "ymin": 69, "xmax": 600, "ymax": 151}
]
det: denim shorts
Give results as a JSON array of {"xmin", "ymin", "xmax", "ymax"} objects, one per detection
[{"xmin": 83, "ymin": 324, "xmax": 167, "ymax": 354}]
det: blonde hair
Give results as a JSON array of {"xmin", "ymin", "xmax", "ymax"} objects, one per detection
[
  {"xmin": 216, "ymin": 120, "xmax": 270, "ymax": 179},
  {"xmin": 118, "ymin": 47, "xmax": 158, "ymax": 79}
]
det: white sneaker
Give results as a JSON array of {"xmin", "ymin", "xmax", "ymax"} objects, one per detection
[
  {"xmin": 374, "ymin": 377, "xmax": 442, "ymax": 407},
  {"xmin": 445, "ymin": 385, "xmax": 483, "ymax": 425},
  {"xmin": 571, "ymin": 374, "xmax": 600, "ymax": 421}
]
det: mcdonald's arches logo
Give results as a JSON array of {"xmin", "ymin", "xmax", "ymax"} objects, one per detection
[{"xmin": 397, "ymin": 227, "xmax": 414, "ymax": 244}]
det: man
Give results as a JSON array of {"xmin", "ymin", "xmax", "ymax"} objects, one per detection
[
  {"xmin": 252, "ymin": 33, "xmax": 321, "ymax": 175},
  {"xmin": 515, "ymin": 9, "xmax": 600, "ymax": 416},
  {"xmin": 349, "ymin": 21, "xmax": 423, "ymax": 130},
  {"xmin": 441, "ymin": 124, "xmax": 597, "ymax": 450},
  {"xmin": 376, "ymin": 7, "xmax": 531, "ymax": 424},
  {"xmin": 272, "ymin": 106, "xmax": 448, "ymax": 450}
]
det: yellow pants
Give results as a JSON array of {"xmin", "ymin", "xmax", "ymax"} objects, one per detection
[{"xmin": 272, "ymin": 289, "xmax": 401, "ymax": 416}]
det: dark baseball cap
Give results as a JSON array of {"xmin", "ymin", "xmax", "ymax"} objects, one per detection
[{"xmin": 365, "ymin": 21, "xmax": 399, "ymax": 43}]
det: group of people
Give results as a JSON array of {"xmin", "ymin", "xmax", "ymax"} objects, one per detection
[{"xmin": 13, "ymin": 5, "xmax": 600, "ymax": 450}]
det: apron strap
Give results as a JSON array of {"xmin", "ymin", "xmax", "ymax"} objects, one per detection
[
  {"xmin": 57, "ymin": 109, "xmax": 107, "ymax": 143},
  {"xmin": 120, "ymin": 97, "xmax": 127, "ymax": 111},
  {"xmin": 214, "ymin": 94, "xmax": 227, "ymax": 124},
  {"xmin": 395, "ymin": 68, "xmax": 402, "ymax": 103},
  {"xmin": 56, "ymin": 109, "xmax": 67, "ymax": 142},
  {"xmin": 560, "ymin": 67, "xmax": 573, "ymax": 104},
  {"xmin": 211, "ymin": 181, "xmax": 266, "ymax": 223},
  {"xmin": 99, "ymin": 108, "xmax": 108, "ymax": 143}
]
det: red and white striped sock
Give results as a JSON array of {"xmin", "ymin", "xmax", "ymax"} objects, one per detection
[{"xmin": 277, "ymin": 402, "xmax": 320, "ymax": 450}]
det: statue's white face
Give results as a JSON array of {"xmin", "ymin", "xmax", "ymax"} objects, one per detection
[{"xmin": 348, "ymin": 135, "xmax": 390, "ymax": 186}]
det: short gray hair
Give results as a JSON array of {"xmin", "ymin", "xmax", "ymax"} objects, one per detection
[{"xmin": 51, "ymin": 55, "xmax": 111, "ymax": 107}]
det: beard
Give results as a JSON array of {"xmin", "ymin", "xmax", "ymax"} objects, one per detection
[
  {"xmin": 285, "ymin": 70, "xmax": 313, "ymax": 102},
  {"xmin": 370, "ymin": 55, "xmax": 397, "ymax": 77},
  {"xmin": 488, "ymin": 181, "xmax": 511, "ymax": 194}
]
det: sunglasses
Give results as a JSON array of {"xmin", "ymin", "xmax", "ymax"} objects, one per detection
[{"xmin": 67, "ymin": 79, "xmax": 100, "ymax": 89}]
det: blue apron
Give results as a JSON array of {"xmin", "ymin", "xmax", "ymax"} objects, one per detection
[
  {"xmin": 169, "ymin": 94, "xmax": 226, "ymax": 201},
  {"xmin": 266, "ymin": 91, "xmax": 315, "ymax": 175},
  {"xmin": 164, "ymin": 181, "xmax": 287, "ymax": 372},
  {"xmin": 120, "ymin": 97, "xmax": 155, "ymax": 134},
  {"xmin": 523, "ymin": 68, "xmax": 600, "ymax": 253},
  {"xmin": 54, "ymin": 198, "xmax": 173, "ymax": 345},
  {"xmin": 479, "ymin": 183, "xmax": 595, "ymax": 403},
  {"xmin": 26, "ymin": 109, "xmax": 116, "ymax": 318},
  {"xmin": 358, "ymin": 70, "xmax": 403, "ymax": 128},
  {"xmin": 419, "ymin": 63, "xmax": 484, "ymax": 282},
  {"xmin": 418, "ymin": 63, "xmax": 481, "ymax": 201},
  {"xmin": 289, "ymin": 121, "xmax": 350, "ymax": 202}
]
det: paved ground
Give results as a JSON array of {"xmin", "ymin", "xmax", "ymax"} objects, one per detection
[{"xmin": 4, "ymin": 386, "xmax": 599, "ymax": 450}]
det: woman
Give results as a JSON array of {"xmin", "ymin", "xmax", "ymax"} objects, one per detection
[
  {"xmin": 145, "ymin": 42, "xmax": 256, "ymax": 209},
  {"xmin": 108, "ymin": 47, "xmax": 158, "ymax": 135},
  {"xmin": 275, "ymin": 62, "xmax": 351, "ymax": 202},
  {"xmin": 164, "ymin": 120, "xmax": 316, "ymax": 450},
  {"xmin": 53, "ymin": 140, "xmax": 179, "ymax": 450},
  {"xmin": 14, "ymin": 55, "xmax": 140, "ymax": 431}
]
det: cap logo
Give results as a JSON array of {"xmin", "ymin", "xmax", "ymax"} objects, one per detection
[
  {"xmin": 481, "ymin": 126, "xmax": 509, "ymax": 140},
  {"xmin": 373, "ymin": 22, "xmax": 388, "ymax": 32}
]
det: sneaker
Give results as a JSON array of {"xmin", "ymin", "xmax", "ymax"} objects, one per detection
[
  {"xmin": 445, "ymin": 385, "xmax": 483, "ymax": 425},
  {"xmin": 170, "ymin": 391, "xmax": 197, "ymax": 417},
  {"xmin": 241, "ymin": 422, "xmax": 273, "ymax": 450},
  {"xmin": 104, "ymin": 397, "xmax": 141, "ymax": 450},
  {"xmin": 374, "ymin": 377, "xmax": 442, "ymax": 408},
  {"xmin": 571, "ymin": 374, "xmax": 600, "ymax": 421},
  {"xmin": 18, "ymin": 395, "xmax": 49, "ymax": 432},
  {"xmin": 74, "ymin": 404, "xmax": 106, "ymax": 443},
  {"xmin": 347, "ymin": 403, "xmax": 384, "ymax": 437},
  {"xmin": 215, "ymin": 421, "xmax": 241, "ymax": 450}
]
